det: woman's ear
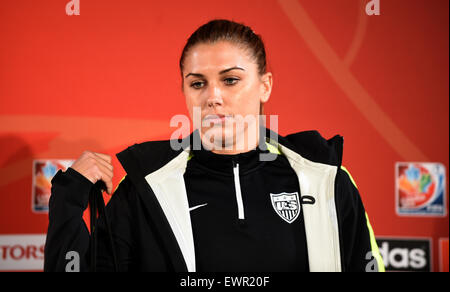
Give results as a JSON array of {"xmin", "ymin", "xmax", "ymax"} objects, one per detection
[{"xmin": 259, "ymin": 72, "xmax": 273, "ymax": 104}]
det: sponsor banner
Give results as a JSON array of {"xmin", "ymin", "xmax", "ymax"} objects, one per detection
[
  {"xmin": 395, "ymin": 162, "xmax": 447, "ymax": 217},
  {"xmin": 376, "ymin": 237, "xmax": 432, "ymax": 272},
  {"xmin": 32, "ymin": 159, "xmax": 74, "ymax": 213},
  {"xmin": 0, "ymin": 234, "xmax": 46, "ymax": 271},
  {"xmin": 439, "ymin": 238, "xmax": 449, "ymax": 272}
]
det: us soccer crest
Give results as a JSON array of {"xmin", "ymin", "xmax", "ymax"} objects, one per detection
[{"xmin": 270, "ymin": 192, "xmax": 301, "ymax": 223}]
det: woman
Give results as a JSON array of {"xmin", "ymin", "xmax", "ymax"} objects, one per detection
[{"xmin": 44, "ymin": 19, "xmax": 384, "ymax": 272}]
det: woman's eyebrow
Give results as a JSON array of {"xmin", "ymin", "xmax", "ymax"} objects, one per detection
[
  {"xmin": 219, "ymin": 66, "xmax": 245, "ymax": 74},
  {"xmin": 185, "ymin": 66, "xmax": 245, "ymax": 79},
  {"xmin": 185, "ymin": 72, "xmax": 204, "ymax": 78}
]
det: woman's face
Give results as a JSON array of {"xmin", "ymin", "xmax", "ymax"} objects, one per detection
[{"xmin": 182, "ymin": 41, "xmax": 272, "ymax": 153}]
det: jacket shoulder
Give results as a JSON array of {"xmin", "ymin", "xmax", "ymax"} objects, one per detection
[
  {"xmin": 282, "ymin": 130, "xmax": 343, "ymax": 166},
  {"xmin": 116, "ymin": 139, "xmax": 183, "ymax": 179}
]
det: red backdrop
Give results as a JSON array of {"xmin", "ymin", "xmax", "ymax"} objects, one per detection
[{"xmin": 0, "ymin": 0, "xmax": 448, "ymax": 272}]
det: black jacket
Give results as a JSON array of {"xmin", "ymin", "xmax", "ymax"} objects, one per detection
[{"xmin": 44, "ymin": 129, "xmax": 384, "ymax": 272}]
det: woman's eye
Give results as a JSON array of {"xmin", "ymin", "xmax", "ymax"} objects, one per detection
[
  {"xmin": 190, "ymin": 81, "xmax": 205, "ymax": 89},
  {"xmin": 224, "ymin": 77, "xmax": 239, "ymax": 86}
]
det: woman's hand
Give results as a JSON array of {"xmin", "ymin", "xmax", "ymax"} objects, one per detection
[{"xmin": 70, "ymin": 151, "xmax": 114, "ymax": 194}]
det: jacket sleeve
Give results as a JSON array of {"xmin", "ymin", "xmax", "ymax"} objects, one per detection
[
  {"xmin": 44, "ymin": 167, "xmax": 137, "ymax": 272},
  {"xmin": 95, "ymin": 175, "xmax": 136, "ymax": 272},
  {"xmin": 336, "ymin": 167, "xmax": 385, "ymax": 272},
  {"xmin": 44, "ymin": 167, "xmax": 92, "ymax": 272}
]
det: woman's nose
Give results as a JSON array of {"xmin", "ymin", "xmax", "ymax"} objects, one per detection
[{"xmin": 206, "ymin": 86, "xmax": 223, "ymax": 108}]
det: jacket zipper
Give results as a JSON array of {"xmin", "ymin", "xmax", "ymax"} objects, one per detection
[{"xmin": 232, "ymin": 160, "xmax": 245, "ymax": 220}]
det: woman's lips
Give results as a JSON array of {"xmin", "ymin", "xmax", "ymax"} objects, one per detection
[{"xmin": 203, "ymin": 114, "xmax": 232, "ymax": 125}]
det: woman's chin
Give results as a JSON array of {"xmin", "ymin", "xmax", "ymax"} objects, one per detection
[{"xmin": 200, "ymin": 126, "xmax": 235, "ymax": 149}]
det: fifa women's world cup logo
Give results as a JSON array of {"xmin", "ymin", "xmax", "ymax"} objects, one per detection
[{"xmin": 396, "ymin": 162, "xmax": 446, "ymax": 217}]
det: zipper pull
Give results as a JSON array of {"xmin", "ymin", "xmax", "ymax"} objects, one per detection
[{"xmin": 232, "ymin": 160, "xmax": 245, "ymax": 220}]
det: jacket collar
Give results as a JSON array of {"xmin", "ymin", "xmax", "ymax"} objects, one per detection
[{"xmin": 117, "ymin": 128, "xmax": 343, "ymax": 178}]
